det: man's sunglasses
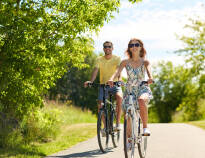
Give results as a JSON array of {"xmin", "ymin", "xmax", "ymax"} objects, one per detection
[
  {"xmin": 128, "ymin": 43, "xmax": 141, "ymax": 48},
  {"xmin": 104, "ymin": 45, "xmax": 112, "ymax": 49}
]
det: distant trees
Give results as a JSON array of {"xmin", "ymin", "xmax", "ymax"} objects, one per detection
[
  {"xmin": 48, "ymin": 52, "xmax": 100, "ymax": 114},
  {"xmin": 150, "ymin": 17, "xmax": 205, "ymax": 122}
]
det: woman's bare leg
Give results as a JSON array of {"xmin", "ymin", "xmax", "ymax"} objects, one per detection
[{"xmin": 138, "ymin": 94, "xmax": 149, "ymax": 128}]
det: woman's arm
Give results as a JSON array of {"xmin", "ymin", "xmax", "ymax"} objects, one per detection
[
  {"xmin": 144, "ymin": 60, "xmax": 154, "ymax": 84},
  {"xmin": 108, "ymin": 60, "xmax": 127, "ymax": 86}
]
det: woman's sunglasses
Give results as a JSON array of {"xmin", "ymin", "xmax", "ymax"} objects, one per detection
[{"xmin": 128, "ymin": 43, "xmax": 141, "ymax": 48}]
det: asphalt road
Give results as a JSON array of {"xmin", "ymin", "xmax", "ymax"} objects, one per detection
[{"xmin": 45, "ymin": 123, "xmax": 205, "ymax": 158}]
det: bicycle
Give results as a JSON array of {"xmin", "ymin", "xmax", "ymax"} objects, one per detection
[
  {"xmin": 124, "ymin": 81, "xmax": 151, "ymax": 158},
  {"xmin": 88, "ymin": 81, "xmax": 122, "ymax": 153}
]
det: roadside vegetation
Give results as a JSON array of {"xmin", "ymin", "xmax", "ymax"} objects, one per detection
[{"xmin": 0, "ymin": 102, "xmax": 97, "ymax": 158}]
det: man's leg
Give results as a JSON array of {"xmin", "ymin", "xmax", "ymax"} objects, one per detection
[
  {"xmin": 98, "ymin": 100, "xmax": 105, "ymax": 128},
  {"xmin": 98, "ymin": 86, "xmax": 106, "ymax": 130},
  {"xmin": 115, "ymin": 92, "xmax": 123, "ymax": 128}
]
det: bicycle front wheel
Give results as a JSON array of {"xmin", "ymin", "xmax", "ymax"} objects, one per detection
[
  {"xmin": 97, "ymin": 110, "xmax": 109, "ymax": 153},
  {"xmin": 111, "ymin": 110, "xmax": 120, "ymax": 147},
  {"xmin": 137, "ymin": 118, "xmax": 148, "ymax": 158},
  {"xmin": 124, "ymin": 113, "xmax": 135, "ymax": 158}
]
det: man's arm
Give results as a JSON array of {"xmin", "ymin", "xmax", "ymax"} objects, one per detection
[
  {"xmin": 90, "ymin": 67, "xmax": 99, "ymax": 82},
  {"xmin": 84, "ymin": 67, "xmax": 99, "ymax": 87}
]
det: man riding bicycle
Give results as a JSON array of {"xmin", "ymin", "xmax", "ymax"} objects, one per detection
[{"xmin": 84, "ymin": 41, "xmax": 123, "ymax": 132}]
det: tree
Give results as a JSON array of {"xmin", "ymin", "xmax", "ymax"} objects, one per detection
[
  {"xmin": 176, "ymin": 18, "xmax": 205, "ymax": 75},
  {"xmin": 174, "ymin": 17, "xmax": 205, "ymax": 120},
  {"xmin": 49, "ymin": 51, "xmax": 100, "ymax": 114},
  {"xmin": 150, "ymin": 62, "xmax": 196, "ymax": 122},
  {"xmin": 0, "ymin": 0, "xmax": 143, "ymax": 119}
]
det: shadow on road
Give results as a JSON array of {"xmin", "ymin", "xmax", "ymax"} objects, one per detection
[{"xmin": 47, "ymin": 148, "xmax": 114, "ymax": 158}]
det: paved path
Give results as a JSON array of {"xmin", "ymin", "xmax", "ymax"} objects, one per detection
[{"xmin": 46, "ymin": 123, "xmax": 205, "ymax": 158}]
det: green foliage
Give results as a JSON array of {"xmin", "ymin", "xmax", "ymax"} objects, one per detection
[
  {"xmin": 0, "ymin": 107, "xmax": 61, "ymax": 148},
  {"xmin": 0, "ymin": 103, "xmax": 97, "ymax": 157},
  {"xmin": 152, "ymin": 17, "xmax": 205, "ymax": 122},
  {"xmin": 128, "ymin": 0, "xmax": 142, "ymax": 4},
  {"xmin": 188, "ymin": 119, "xmax": 205, "ymax": 130},
  {"xmin": 48, "ymin": 52, "xmax": 100, "ymax": 114},
  {"xmin": 0, "ymin": 0, "xmax": 123, "ymax": 119},
  {"xmin": 0, "ymin": 126, "xmax": 23, "ymax": 149},
  {"xmin": 176, "ymin": 18, "xmax": 205, "ymax": 74},
  {"xmin": 21, "ymin": 107, "xmax": 62, "ymax": 143},
  {"xmin": 198, "ymin": 99, "xmax": 205, "ymax": 119},
  {"xmin": 173, "ymin": 17, "xmax": 205, "ymax": 121},
  {"xmin": 151, "ymin": 61, "xmax": 198, "ymax": 122},
  {"xmin": 148, "ymin": 106, "xmax": 160, "ymax": 123}
]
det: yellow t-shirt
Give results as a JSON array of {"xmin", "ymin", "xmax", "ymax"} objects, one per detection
[{"xmin": 95, "ymin": 55, "xmax": 121, "ymax": 84}]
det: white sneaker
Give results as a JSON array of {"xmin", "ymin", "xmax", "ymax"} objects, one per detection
[
  {"xmin": 143, "ymin": 128, "xmax": 151, "ymax": 136},
  {"xmin": 114, "ymin": 124, "xmax": 121, "ymax": 131},
  {"xmin": 101, "ymin": 128, "xmax": 106, "ymax": 137}
]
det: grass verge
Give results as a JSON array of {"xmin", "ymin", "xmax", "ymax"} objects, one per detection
[
  {"xmin": 0, "ymin": 103, "xmax": 97, "ymax": 158},
  {"xmin": 188, "ymin": 120, "xmax": 205, "ymax": 130}
]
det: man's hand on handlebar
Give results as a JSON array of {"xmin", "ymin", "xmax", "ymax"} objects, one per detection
[{"xmin": 84, "ymin": 81, "xmax": 93, "ymax": 88}]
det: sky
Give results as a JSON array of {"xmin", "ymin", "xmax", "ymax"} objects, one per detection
[{"xmin": 92, "ymin": 0, "xmax": 205, "ymax": 68}]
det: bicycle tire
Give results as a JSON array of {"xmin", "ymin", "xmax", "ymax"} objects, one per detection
[
  {"xmin": 111, "ymin": 109, "xmax": 120, "ymax": 147},
  {"xmin": 137, "ymin": 118, "xmax": 148, "ymax": 158},
  {"xmin": 124, "ymin": 113, "xmax": 135, "ymax": 158},
  {"xmin": 97, "ymin": 110, "xmax": 109, "ymax": 153}
]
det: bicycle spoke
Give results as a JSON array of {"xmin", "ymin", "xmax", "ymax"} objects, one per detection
[
  {"xmin": 124, "ymin": 114, "xmax": 135, "ymax": 158},
  {"xmin": 111, "ymin": 109, "xmax": 120, "ymax": 147},
  {"xmin": 97, "ymin": 110, "xmax": 109, "ymax": 153},
  {"xmin": 137, "ymin": 118, "xmax": 148, "ymax": 158}
]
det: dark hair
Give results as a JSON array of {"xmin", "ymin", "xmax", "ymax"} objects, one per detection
[
  {"xmin": 126, "ymin": 38, "xmax": 146, "ymax": 58},
  {"xmin": 103, "ymin": 41, "xmax": 113, "ymax": 47}
]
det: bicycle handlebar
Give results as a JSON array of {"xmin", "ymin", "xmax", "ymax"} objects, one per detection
[
  {"xmin": 87, "ymin": 81, "xmax": 124, "ymax": 88},
  {"xmin": 87, "ymin": 80, "xmax": 154, "ymax": 88},
  {"xmin": 140, "ymin": 80, "xmax": 155, "ymax": 86}
]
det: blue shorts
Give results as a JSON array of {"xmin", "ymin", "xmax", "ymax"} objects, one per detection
[{"xmin": 98, "ymin": 85, "xmax": 122, "ymax": 101}]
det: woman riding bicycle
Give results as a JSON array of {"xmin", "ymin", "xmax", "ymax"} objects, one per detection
[{"xmin": 108, "ymin": 38, "xmax": 154, "ymax": 136}]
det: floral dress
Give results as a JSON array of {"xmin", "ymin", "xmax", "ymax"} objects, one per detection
[{"xmin": 122, "ymin": 60, "xmax": 153, "ymax": 111}]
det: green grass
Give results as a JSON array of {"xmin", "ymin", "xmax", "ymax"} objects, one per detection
[
  {"xmin": 0, "ymin": 103, "xmax": 97, "ymax": 158},
  {"xmin": 188, "ymin": 120, "xmax": 205, "ymax": 130}
]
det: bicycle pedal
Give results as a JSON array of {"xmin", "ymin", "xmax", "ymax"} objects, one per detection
[{"xmin": 142, "ymin": 133, "xmax": 150, "ymax": 136}]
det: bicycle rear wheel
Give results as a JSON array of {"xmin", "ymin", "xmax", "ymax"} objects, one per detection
[
  {"xmin": 111, "ymin": 109, "xmax": 120, "ymax": 147},
  {"xmin": 97, "ymin": 110, "xmax": 109, "ymax": 153},
  {"xmin": 137, "ymin": 118, "xmax": 148, "ymax": 158},
  {"xmin": 124, "ymin": 113, "xmax": 135, "ymax": 158}
]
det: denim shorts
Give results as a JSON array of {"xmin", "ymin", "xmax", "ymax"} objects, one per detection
[{"xmin": 98, "ymin": 85, "xmax": 122, "ymax": 101}]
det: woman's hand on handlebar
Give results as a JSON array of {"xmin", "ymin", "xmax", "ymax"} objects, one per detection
[{"xmin": 147, "ymin": 78, "xmax": 154, "ymax": 84}]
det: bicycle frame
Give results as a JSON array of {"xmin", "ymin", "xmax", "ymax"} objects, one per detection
[
  {"xmin": 100, "ymin": 85, "xmax": 115, "ymax": 134},
  {"xmin": 124, "ymin": 93, "xmax": 147, "ymax": 158},
  {"xmin": 88, "ymin": 81, "xmax": 122, "ymax": 152}
]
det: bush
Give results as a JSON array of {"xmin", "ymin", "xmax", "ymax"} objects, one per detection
[
  {"xmin": 0, "ymin": 126, "xmax": 23, "ymax": 148},
  {"xmin": 198, "ymin": 99, "xmax": 205, "ymax": 119},
  {"xmin": 0, "ymin": 106, "xmax": 62, "ymax": 148},
  {"xmin": 21, "ymin": 107, "xmax": 62, "ymax": 143}
]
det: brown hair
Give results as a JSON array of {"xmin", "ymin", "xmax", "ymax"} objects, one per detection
[
  {"xmin": 103, "ymin": 41, "xmax": 113, "ymax": 47},
  {"xmin": 126, "ymin": 38, "xmax": 146, "ymax": 58}
]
